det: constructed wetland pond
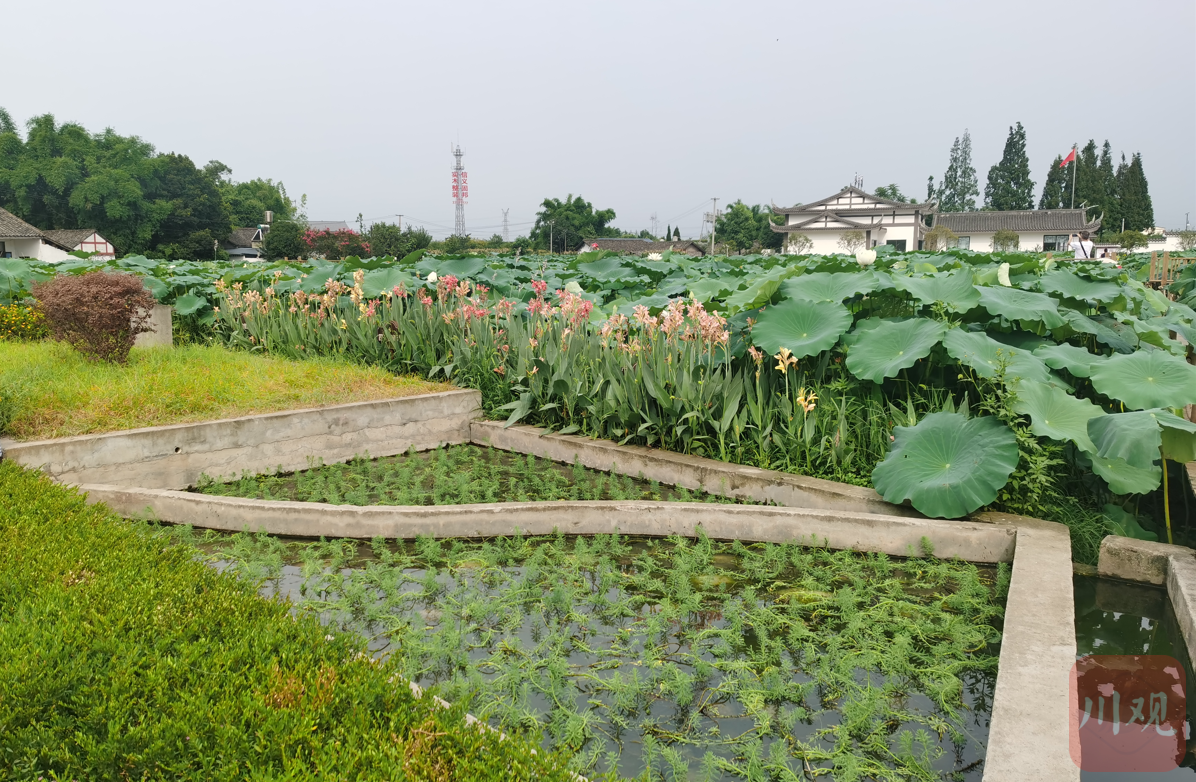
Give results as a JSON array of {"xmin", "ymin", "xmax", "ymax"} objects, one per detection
[{"xmin": 166, "ymin": 446, "xmax": 1008, "ymax": 780}]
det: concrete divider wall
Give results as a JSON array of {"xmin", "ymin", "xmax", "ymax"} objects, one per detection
[
  {"xmin": 5, "ymin": 389, "xmax": 481, "ymax": 490},
  {"xmin": 471, "ymin": 420, "xmax": 919, "ymax": 517}
]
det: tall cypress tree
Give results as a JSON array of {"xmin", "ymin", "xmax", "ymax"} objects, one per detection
[
  {"xmin": 984, "ymin": 122, "xmax": 1035, "ymax": 210},
  {"xmin": 1097, "ymin": 141, "xmax": 1119, "ymax": 235},
  {"xmin": 1072, "ymin": 140, "xmax": 1105, "ymax": 214},
  {"xmin": 1119, "ymin": 153, "xmax": 1154, "ymax": 232},
  {"xmin": 1038, "ymin": 156, "xmax": 1067, "ymax": 209},
  {"xmin": 665, "ymin": 224, "xmax": 670, "ymax": 241},
  {"xmin": 936, "ymin": 130, "xmax": 979, "ymax": 212}
]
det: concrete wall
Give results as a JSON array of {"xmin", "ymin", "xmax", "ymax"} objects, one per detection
[
  {"xmin": 471, "ymin": 420, "xmax": 917, "ymax": 517},
  {"xmin": 134, "ymin": 304, "xmax": 173, "ymax": 347},
  {"xmin": 5, "ymin": 389, "xmax": 481, "ymax": 489}
]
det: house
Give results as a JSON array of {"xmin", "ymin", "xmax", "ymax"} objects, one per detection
[
  {"xmin": 932, "ymin": 209, "xmax": 1102, "ymax": 253},
  {"xmin": 769, "ymin": 187, "xmax": 936, "ymax": 254},
  {"xmin": 223, "ymin": 226, "xmax": 266, "ymax": 259},
  {"xmin": 0, "ymin": 208, "xmax": 78, "ymax": 262},
  {"xmin": 42, "ymin": 229, "xmax": 116, "ymax": 260},
  {"xmin": 587, "ymin": 238, "xmax": 707, "ymax": 256}
]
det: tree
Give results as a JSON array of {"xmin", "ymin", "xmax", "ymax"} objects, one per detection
[
  {"xmin": 488, "ymin": 233, "xmax": 504, "ymax": 248},
  {"xmin": 530, "ymin": 194, "xmax": 616, "ymax": 252},
  {"xmin": 838, "ymin": 231, "xmax": 865, "ymax": 253},
  {"xmin": 673, "ymin": 227, "xmax": 680, "ymax": 241},
  {"xmin": 1110, "ymin": 230, "xmax": 1148, "ymax": 250},
  {"xmin": 926, "ymin": 176, "xmax": 936, "ymax": 203},
  {"xmin": 787, "ymin": 234, "xmax": 812, "ymax": 254},
  {"xmin": 665, "ymin": 224, "xmax": 670, "ymax": 242},
  {"xmin": 992, "ymin": 229, "xmax": 1019, "ymax": 251},
  {"xmin": 984, "ymin": 122, "xmax": 1035, "ymax": 211},
  {"xmin": 1118, "ymin": 153, "xmax": 1154, "ymax": 232},
  {"xmin": 874, "ymin": 184, "xmax": 909, "ymax": 203},
  {"xmin": 936, "ymin": 130, "xmax": 979, "ymax": 212},
  {"xmin": 443, "ymin": 234, "xmax": 471, "ymax": 254},
  {"xmin": 1072, "ymin": 140, "xmax": 1105, "ymax": 218},
  {"xmin": 1096, "ymin": 141, "xmax": 1119, "ymax": 233},
  {"xmin": 218, "ymin": 174, "xmax": 294, "ymax": 228},
  {"xmin": 148, "ymin": 153, "xmax": 231, "ymax": 259},
  {"xmin": 365, "ymin": 222, "xmax": 431, "ymax": 257},
  {"xmin": 1038, "ymin": 155, "xmax": 1068, "ymax": 209},
  {"xmin": 262, "ymin": 221, "xmax": 306, "ymax": 260},
  {"xmin": 715, "ymin": 201, "xmax": 773, "ymax": 252},
  {"xmin": 1178, "ymin": 231, "xmax": 1196, "ymax": 251},
  {"xmin": 923, "ymin": 225, "xmax": 958, "ymax": 252}
]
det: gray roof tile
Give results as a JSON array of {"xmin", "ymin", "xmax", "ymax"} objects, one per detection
[{"xmin": 933, "ymin": 209, "xmax": 1101, "ymax": 233}]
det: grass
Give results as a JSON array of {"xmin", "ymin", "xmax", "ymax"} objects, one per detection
[
  {"xmin": 0, "ymin": 461, "xmax": 580, "ymax": 781},
  {"xmin": 196, "ymin": 445, "xmax": 754, "ymax": 506},
  {"xmin": 170, "ymin": 527, "xmax": 1009, "ymax": 781},
  {"xmin": 0, "ymin": 340, "xmax": 451, "ymax": 441}
]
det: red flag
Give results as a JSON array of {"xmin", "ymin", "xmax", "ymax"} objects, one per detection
[{"xmin": 1060, "ymin": 148, "xmax": 1076, "ymax": 167}]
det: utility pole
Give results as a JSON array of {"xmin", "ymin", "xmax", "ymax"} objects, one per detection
[
  {"xmin": 396, "ymin": 215, "xmax": 403, "ymax": 233},
  {"xmin": 451, "ymin": 144, "xmax": 468, "ymax": 237},
  {"xmin": 501, "ymin": 209, "xmax": 510, "ymax": 242},
  {"xmin": 1069, "ymin": 143, "xmax": 1078, "ymax": 210},
  {"xmin": 548, "ymin": 220, "xmax": 554, "ymax": 254},
  {"xmin": 650, "ymin": 212, "xmax": 659, "ymax": 238},
  {"xmin": 703, "ymin": 198, "xmax": 720, "ymax": 255}
]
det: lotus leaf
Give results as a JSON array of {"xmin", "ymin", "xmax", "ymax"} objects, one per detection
[
  {"xmin": 172, "ymin": 292, "xmax": 208, "ymax": 316},
  {"xmin": 749, "ymin": 300, "xmax": 852, "ymax": 358},
  {"xmin": 724, "ymin": 275, "xmax": 784, "ymax": 313},
  {"xmin": 893, "ymin": 271, "xmax": 980, "ymax": 312},
  {"xmin": 1032, "ymin": 343, "xmax": 1105, "ymax": 378},
  {"xmin": 1089, "ymin": 350, "xmax": 1196, "ymax": 410},
  {"xmin": 1038, "ymin": 270, "xmax": 1122, "ymax": 303},
  {"xmin": 1010, "ymin": 379, "xmax": 1103, "ymax": 452},
  {"xmin": 779, "ymin": 272, "xmax": 877, "ymax": 303},
  {"xmin": 845, "ymin": 318, "xmax": 946, "ymax": 383},
  {"xmin": 1059, "ymin": 310, "xmax": 1135, "ymax": 353},
  {"xmin": 872, "ymin": 412, "xmax": 1019, "ymax": 519},
  {"xmin": 976, "ymin": 286, "xmax": 1064, "ymax": 328},
  {"xmin": 436, "ymin": 257, "xmax": 489, "ymax": 279},
  {"xmin": 1088, "ymin": 412, "xmax": 1161, "ymax": 470},
  {"xmin": 1088, "ymin": 453, "xmax": 1161, "ymax": 495},
  {"xmin": 1102, "ymin": 504, "xmax": 1158, "ymax": 541},
  {"xmin": 361, "ymin": 267, "xmax": 419, "ymax": 298},
  {"xmin": 942, "ymin": 329, "xmax": 1052, "ymax": 384}
]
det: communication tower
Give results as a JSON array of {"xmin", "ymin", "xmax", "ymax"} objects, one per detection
[{"xmin": 451, "ymin": 144, "xmax": 468, "ymax": 236}]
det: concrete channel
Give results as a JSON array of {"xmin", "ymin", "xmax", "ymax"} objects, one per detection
[{"xmin": 5, "ymin": 389, "xmax": 1099, "ymax": 779}]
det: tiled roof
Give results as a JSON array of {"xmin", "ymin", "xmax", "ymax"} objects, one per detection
[
  {"xmin": 773, "ymin": 186, "xmax": 936, "ymax": 215},
  {"xmin": 42, "ymin": 229, "xmax": 97, "ymax": 249},
  {"xmin": 306, "ymin": 220, "xmax": 350, "ymax": 232},
  {"xmin": 0, "ymin": 207, "xmax": 44, "ymax": 238},
  {"xmin": 588, "ymin": 239, "xmax": 705, "ymax": 255},
  {"xmin": 933, "ymin": 209, "xmax": 1101, "ymax": 233},
  {"xmin": 225, "ymin": 227, "xmax": 259, "ymax": 248}
]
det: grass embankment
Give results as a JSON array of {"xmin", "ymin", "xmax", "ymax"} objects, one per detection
[
  {"xmin": 0, "ymin": 462, "xmax": 577, "ymax": 781},
  {"xmin": 0, "ymin": 341, "xmax": 451, "ymax": 441}
]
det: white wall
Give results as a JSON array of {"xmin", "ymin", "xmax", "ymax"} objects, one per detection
[
  {"xmin": 2, "ymin": 238, "xmax": 43, "ymax": 259},
  {"xmin": 37, "ymin": 242, "xmax": 73, "ymax": 263}
]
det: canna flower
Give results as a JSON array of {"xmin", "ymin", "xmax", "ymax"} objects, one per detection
[
  {"xmin": 774, "ymin": 347, "xmax": 798, "ymax": 373},
  {"xmin": 748, "ymin": 346, "xmax": 763, "ymax": 364},
  {"xmin": 493, "ymin": 365, "xmax": 505, "ymax": 376}
]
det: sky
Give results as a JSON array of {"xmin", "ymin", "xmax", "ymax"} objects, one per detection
[{"xmin": 6, "ymin": 0, "xmax": 1195, "ymax": 239}]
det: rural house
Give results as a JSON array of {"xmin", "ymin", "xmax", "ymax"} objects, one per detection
[
  {"xmin": 932, "ymin": 209, "xmax": 1102, "ymax": 253},
  {"xmin": 769, "ymin": 187, "xmax": 936, "ymax": 254},
  {"xmin": 0, "ymin": 207, "xmax": 114, "ymax": 262},
  {"xmin": 223, "ymin": 226, "xmax": 266, "ymax": 259}
]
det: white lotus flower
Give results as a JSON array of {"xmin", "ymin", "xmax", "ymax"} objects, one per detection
[
  {"xmin": 646, "ymin": 252, "xmax": 663, "ymax": 261},
  {"xmin": 426, "ymin": 271, "xmax": 438, "ymax": 283},
  {"xmin": 564, "ymin": 280, "xmax": 583, "ymax": 294},
  {"xmin": 855, "ymin": 249, "xmax": 877, "ymax": 266},
  {"xmin": 997, "ymin": 262, "xmax": 1011, "ymax": 287}
]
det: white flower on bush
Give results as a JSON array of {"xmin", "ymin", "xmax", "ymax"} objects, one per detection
[
  {"xmin": 997, "ymin": 262, "xmax": 1011, "ymax": 287},
  {"xmin": 646, "ymin": 252, "xmax": 663, "ymax": 261},
  {"xmin": 426, "ymin": 271, "xmax": 438, "ymax": 283},
  {"xmin": 564, "ymin": 280, "xmax": 583, "ymax": 294}
]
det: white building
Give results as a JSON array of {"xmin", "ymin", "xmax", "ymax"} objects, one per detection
[
  {"xmin": 0, "ymin": 208, "xmax": 116, "ymax": 262},
  {"xmin": 770, "ymin": 186, "xmax": 936, "ymax": 254},
  {"xmin": 932, "ymin": 209, "xmax": 1101, "ymax": 253}
]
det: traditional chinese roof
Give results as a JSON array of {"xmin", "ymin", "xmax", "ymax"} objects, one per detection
[
  {"xmin": 933, "ymin": 209, "xmax": 1101, "ymax": 233},
  {"xmin": 42, "ymin": 229, "xmax": 99, "ymax": 249},
  {"xmin": 772, "ymin": 186, "xmax": 936, "ymax": 215},
  {"xmin": 0, "ymin": 207, "xmax": 45, "ymax": 238},
  {"xmin": 224, "ymin": 227, "xmax": 261, "ymax": 249}
]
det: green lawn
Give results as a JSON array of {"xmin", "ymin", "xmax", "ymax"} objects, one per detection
[
  {"xmin": 0, "ymin": 341, "xmax": 451, "ymax": 441},
  {"xmin": 0, "ymin": 462, "xmax": 576, "ymax": 781}
]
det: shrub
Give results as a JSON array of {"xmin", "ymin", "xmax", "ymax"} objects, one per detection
[
  {"xmin": 0, "ymin": 462, "xmax": 576, "ymax": 780},
  {"xmin": 1111, "ymin": 230, "xmax": 1149, "ymax": 251},
  {"xmin": 923, "ymin": 225, "xmax": 958, "ymax": 252},
  {"xmin": 263, "ymin": 220, "xmax": 308, "ymax": 260},
  {"xmin": 305, "ymin": 228, "xmax": 370, "ymax": 259},
  {"xmin": 1179, "ymin": 231, "xmax": 1196, "ymax": 251},
  {"xmin": 32, "ymin": 271, "xmax": 156, "ymax": 363},
  {"xmin": 787, "ymin": 233, "xmax": 813, "ymax": 254},
  {"xmin": 992, "ymin": 229, "xmax": 1019, "ymax": 251},
  {"xmin": 837, "ymin": 230, "xmax": 865, "ymax": 253},
  {"xmin": 0, "ymin": 303, "xmax": 47, "ymax": 340}
]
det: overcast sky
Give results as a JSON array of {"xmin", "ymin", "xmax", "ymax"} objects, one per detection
[{"xmin": 6, "ymin": 0, "xmax": 1195, "ymax": 238}]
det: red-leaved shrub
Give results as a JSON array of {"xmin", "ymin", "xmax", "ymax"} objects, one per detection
[{"xmin": 33, "ymin": 271, "xmax": 157, "ymax": 363}]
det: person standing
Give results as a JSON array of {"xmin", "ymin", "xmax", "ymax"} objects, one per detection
[{"xmin": 1069, "ymin": 231, "xmax": 1095, "ymax": 261}]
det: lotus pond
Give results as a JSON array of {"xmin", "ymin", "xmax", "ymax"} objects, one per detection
[{"xmin": 160, "ymin": 526, "xmax": 1008, "ymax": 781}]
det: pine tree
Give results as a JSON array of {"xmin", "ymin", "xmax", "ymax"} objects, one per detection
[
  {"xmin": 936, "ymin": 130, "xmax": 980, "ymax": 212},
  {"xmin": 1072, "ymin": 140, "xmax": 1104, "ymax": 215},
  {"xmin": 1038, "ymin": 156, "xmax": 1067, "ymax": 209},
  {"xmin": 984, "ymin": 122, "xmax": 1035, "ymax": 210},
  {"xmin": 1119, "ymin": 153, "xmax": 1154, "ymax": 232},
  {"xmin": 665, "ymin": 224, "xmax": 670, "ymax": 242},
  {"xmin": 1097, "ymin": 141, "xmax": 1119, "ymax": 235}
]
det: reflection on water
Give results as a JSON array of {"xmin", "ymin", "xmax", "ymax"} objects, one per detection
[{"xmin": 1075, "ymin": 575, "xmax": 1196, "ymax": 780}]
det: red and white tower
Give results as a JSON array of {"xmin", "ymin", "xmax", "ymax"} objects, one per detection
[{"xmin": 451, "ymin": 144, "xmax": 468, "ymax": 236}]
